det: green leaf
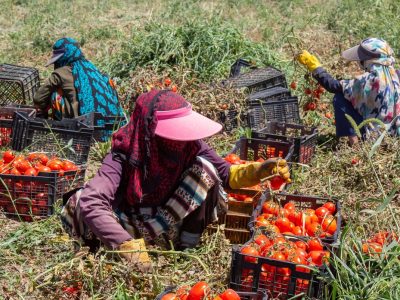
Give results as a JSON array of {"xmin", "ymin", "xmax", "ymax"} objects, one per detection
[{"xmin": 368, "ymin": 130, "xmax": 386, "ymax": 159}]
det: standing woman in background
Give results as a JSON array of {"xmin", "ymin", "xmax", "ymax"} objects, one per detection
[
  {"xmin": 33, "ymin": 37, "xmax": 125, "ymax": 122},
  {"xmin": 297, "ymin": 37, "xmax": 400, "ymax": 144}
]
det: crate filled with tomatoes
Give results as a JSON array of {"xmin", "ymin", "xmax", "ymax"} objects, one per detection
[
  {"xmin": 250, "ymin": 192, "xmax": 341, "ymax": 245},
  {"xmin": 230, "ymin": 232, "xmax": 330, "ymax": 299},
  {"xmin": 250, "ymin": 122, "xmax": 318, "ymax": 164},
  {"xmin": 0, "ymin": 150, "xmax": 85, "ymax": 221},
  {"xmin": 156, "ymin": 281, "xmax": 268, "ymax": 300}
]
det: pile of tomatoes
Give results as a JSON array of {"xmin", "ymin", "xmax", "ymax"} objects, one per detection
[
  {"xmin": 362, "ymin": 231, "xmax": 399, "ymax": 255},
  {"xmin": 238, "ymin": 234, "xmax": 329, "ymax": 297},
  {"xmin": 160, "ymin": 282, "xmax": 241, "ymax": 300},
  {"xmin": 0, "ymin": 150, "xmax": 80, "ymax": 221},
  {"xmin": 254, "ymin": 200, "xmax": 338, "ymax": 239},
  {"xmin": 0, "ymin": 150, "xmax": 78, "ymax": 177},
  {"xmin": 227, "ymin": 192, "xmax": 254, "ymax": 203}
]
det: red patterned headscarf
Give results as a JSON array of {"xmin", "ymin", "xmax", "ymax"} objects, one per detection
[{"xmin": 112, "ymin": 90, "xmax": 200, "ymax": 207}]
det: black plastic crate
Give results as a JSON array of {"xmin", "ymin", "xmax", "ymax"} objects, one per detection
[
  {"xmin": 0, "ymin": 64, "xmax": 40, "ymax": 105},
  {"xmin": 247, "ymin": 97, "xmax": 300, "ymax": 130},
  {"xmin": 77, "ymin": 112, "xmax": 126, "ymax": 142},
  {"xmin": 0, "ymin": 168, "xmax": 85, "ymax": 221},
  {"xmin": 218, "ymin": 109, "xmax": 243, "ymax": 132},
  {"xmin": 230, "ymin": 138, "xmax": 294, "ymax": 162},
  {"xmin": 11, "ymin": 112, "xmax": 93, "ymax": 165},
  {"xmin": 230, "ymin": 236, "xmax": 327, "ymax": 300},
  {"xmin": 250, "ymin": 192, "xmax": 342, "ymax": 245},
  {"xmin": 248, "ymin": 87, "xmax": 291, "ymax": 104},
  {"xmin": 156, "ymin": 285, "xmax": 268, "ymax": 300},
  {"xmin": 251, "ymin": 122, "xmax": 318, "ymax": 164},
  {"xmin": 222, "ymin": 60, "xmax": 287, "ymax": 93},
  {"xmin": 0, "ymin": 106, "xmax": 36, "ymax": 147}
]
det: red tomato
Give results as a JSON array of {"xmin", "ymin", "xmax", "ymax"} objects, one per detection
[
  {"xmin": 3, "ymin": 150, "xmax": 15, "ymax": 163},
  {"xmin": 255, "ymin": 216, "xmax": 270, "ymax": 228},
  {"xmin": 288, "ymin": 210, "xmax": 301, "ymax": 225},
  {"xmin": 269, "ymin": 176, "xmax": 285, "ymax": 190},
  {"xmin": 224, "ymin": 154, "xmax": 241, "ymax": 164},
  {"xmin": 38, "ymin": 154, "xmax": 49, "ymax": 165},
  {"xmin": 295, "ymin": 240, "xmax": 308, "ymax": 251},
  {"xmin": 262, "ymin": 201, "xmax": 278, "ymax": 215},
  {"xmin": 188, "ymin": 281, "xmax": 210, "ymax": 300},
  {"xmin": 362, "ymin": 242, "xmax": 383, "ymax": 254},
  {"xmin": 164, "ymin": 78, "xmax": 172, "ymax": 86},
  {"xmin": 295, "ymin": 248, "xmax": 308, "ymax": 258},
  {"xmin": 315, "ymin": 207, "xmax": 330, "ymax": 219},
  {"xmin": 15, "ymin": 160, "xmax": 31, "ymax": 173},
  {"xmin": 272, "ymin": 251, "xmax": 286, "ymax": 261},
  {"xmin": 27, "ymin": 153, "xmax": 40, "ymax": 162},
  {"xmin": 62, "ymin": 161, "xmax": 78, "ymax": 171},
  {"xmin": 47, "ymin": 161, "xmax": 62, "ymax": 171},
  {"xmin": 284, "ymin": 202, "xmax": 296, "ymax": 211},
  {"xmin": 171, "ymin": 85, "xmax": 177, "ymax": 93},
  {"xmin": 241, "ymin": 246, "xmax": 259, "ymax": 263},
  {"xmin": 321, "ymin": 216, "xmax": 337, "ymax": 235},
  {"xmin": 290, "ymin": 81, "xmax": 297, "ymax": 89},
  {"xmin": 254, "ymin": 234, "xmax": 270, "ymax": 247},
  {"xmin": 219, "ymin": 289, "xmax": 240, "ymax": 300},
  {"xmin": 322, "ymin": 202, "xmax": 336, "ymax": 214},
  {"xmin": 292, "ymin": 226, "xmax": 303, "ymax": 236},
  {"xmin": 24, "ymin": 168, "xmax": 37, "ymax": 176},
  {"xmin": 160, "ymin": 293, "xmax": 177, "ymax": 300},
  {"xmin": 275, "ymin": 217, "xmax": 292, "ymax": 233},
  {"xmin": 307, "ymin": 102, "xmax": 316, "ymax": 111},
  {"xmin": 309, "ymin": 251, "xmax": 330, "ymax": 266},
  {"xmin": 308, "ymin": 238, "xmax": 323, "ymax": 251},
  {"xmin": 37, "ymin": 166, "xmax": 52, "ymax": 173},
  {"xmin": 10, "ymin": 168, "xmax": 21, "ymax": 175},
  {"xmin": 306, "ymin": 222, "xmax": 322, "ymax": 237}
]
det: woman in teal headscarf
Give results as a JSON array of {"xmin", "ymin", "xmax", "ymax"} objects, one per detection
[{"xmin": 33, "ymin": 37, "xmax": 125, "ymax": 126}]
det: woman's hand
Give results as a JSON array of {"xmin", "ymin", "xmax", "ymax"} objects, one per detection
[{"xmin": 297, "ymin": 50, "xmax": 321, "ymax": 72}]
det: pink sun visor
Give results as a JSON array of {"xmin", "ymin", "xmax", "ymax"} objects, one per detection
[{"xmin": 155, "ymin": 103, "xmax": 222, "ymax": 141}]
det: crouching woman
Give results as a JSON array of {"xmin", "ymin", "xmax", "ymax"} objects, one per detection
[{"xmin": 60, "ymin": 90, "xmax": 290, "ymax": 269}]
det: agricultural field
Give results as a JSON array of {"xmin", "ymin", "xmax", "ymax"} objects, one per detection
[{"xmin": 0, "ymin": 0, "xmax": 400, "ymax": 299}]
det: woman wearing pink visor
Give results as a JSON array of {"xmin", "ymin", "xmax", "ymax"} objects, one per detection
[{"xmin": 60, "ymin": 90, "xmax": 290, "ymax": 270}]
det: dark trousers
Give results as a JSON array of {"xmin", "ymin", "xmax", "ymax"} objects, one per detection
[{"xmin": 333, "ymin": 93, "xmax": 364, "ymax": 137}]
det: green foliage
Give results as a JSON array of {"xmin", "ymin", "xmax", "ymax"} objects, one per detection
[{"xmin": 103, "ymin": 18, "xmax": 284, "ymax": 81}]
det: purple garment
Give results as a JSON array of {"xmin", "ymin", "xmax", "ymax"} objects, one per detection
[{"xmin": 78, "ymin": 140, "xmax": 231, "ymax": 249}]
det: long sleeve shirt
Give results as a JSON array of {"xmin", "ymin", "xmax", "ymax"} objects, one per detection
[
  {"xmin": 312, "ymin": 67, "xmax": 342, "ymax": 94},
  {"xmin": 33, "ymin": 66, "xmax": 80, "ymax": 118},
  {"xmin": 78, "ymin": 140, "xmax": 231, "ymax": 249}
]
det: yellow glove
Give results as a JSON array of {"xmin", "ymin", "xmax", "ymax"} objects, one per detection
[
  {"xmin": 118, "ymin": 238, "xmax": 152, "ymax": 272},
  {"xmin": 229, "ymin": 158, "xmax": 290, "ymax": 189},
  {"xmin": 297, "ymin": 50, "xmax": 321, "ymax": 72}
]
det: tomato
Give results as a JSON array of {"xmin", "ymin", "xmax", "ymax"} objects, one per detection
[
  {"xmin": 315, "ymin": 207, "xmax": 330, "ymax": 219},
  {"xmin": 269, "ymin": 176, "xmax": 285, "ymax": 190},
  {"xmin": 288, "ymin": 210, "xmax": 301, "ymax": 225},
  {"xmin": 295, "ymin": 248, "xmax": 308, "ymax": 258},
  {"xmin": 37, "ymin": 166, "xmax": 52, "ymax": 173},
  {"xmin": 307, "ymin": 102, "xmax": 316, "ymax": 111},
  {"xmin": 273, "ymin": 236, "xmax": 287, "ymax": 246},
  {"xmin": 295, "ymin": 240, "xmax": 308, "ymax": 251},
  {"xmin": 38, "ymin": 154, "xmax": 49, "ymax": 165},
  {"xmin": 224, "ymin": 154, "xmax": 241, "ymax": 164},
  {"xmin": 176, "ymin": 285, "xmax": 190, "ymax": 299},
  {"xmin": 164, "ymin": 78, "xmax": 172, "ymax": 86},
  {"xmin": 284, "ymin": 202, "xmax": 295, "ymax": 211},
  {"xmin": 160, "ymin": 293, "xmax": 177, "ymax": 300},
  {"xmin": 289, "ymin": 255, "xmax": 307, "ymax": 272},
  {"xmin": 219, "ymin": 289, "xmax": 240, "ymax": 300},
  {"xmin": 292, "ymin": 226, "xmax": 303, "ymax": 236},
  {"xmin": 62, "ymin": 161, "xmax": 78, "ymax": 171},
  {"xmin": 272, "ymin": 251, "xmax": 286, "ymax": 261},
  {"xmin": 47, "ymin": 161, "xmax": 62, "ymax": 171},
  {"xmin": 15, "ymin": 160, "xmax": 31, "ymax": 173},
  {"xmin": 290, "ymin": 81, "xmax": 297, "ymax": 89},
  {"xmin": 321, "ymin": 216, "xmax": 337, "ymax": 235},
  {"xmin": 10, "ymin": 168, "xmax": 21, "ymax": 175},
  {"xmin": 262, "ymin": 201, "xmax": 278, "ymax": 215},
  {"xmin": 3, "ymin": 150, "xmax": 15, "ymax": 163},
  {"xmin": 308, "ymin": 238, "xmax": 323, "ymax": 251},
  {"xmin": 27, "ymin": 153, "xmax": 40, "ymax": 162},
  {"xmin": 243, "ymin": 197, "xmax": 253, "ymax": 202},
  {"xmin": 241, "ymin": 246, "xmax": 259, "ymax": 263},
  {"xmin": 171, "ymin": 85, "xmax": 177, "ymax": 93},
  {"xmin": 254, "ymin": 234, "xmax": 271, "ymax": 247},
  {"xmin": 188, "ymin": 281, "xmax": 210, "ymax": 300},
  {"xmin": 362, "ymin": 242, "xmax": 383, "ymax": 255},
  {"xmin": 255, "ymin": 216, "xmax": 270, "ymax": 228},
  {"xmin": 24, "ymin": 168, "xmax": 37, "ymax": 176},
  {"xmin": 306, "ymin": 222, "xmax": 322, "ymax": 237},
  {"xmin": 275, "ymin": 217, "xmax": 292, "ymax": 233},
  {"xmin": 309, "ymin": 251, "xmax": 330, "ymax": 266},
  {"xmin": 325, "ymin": 112, "xmax": 332, "ymax": 119},
  {"xmin": 322, "ymin": 202, "xmax": 336, "ymax": 214}
]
